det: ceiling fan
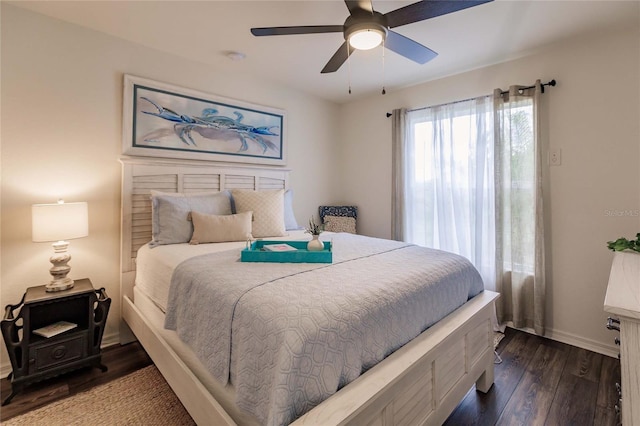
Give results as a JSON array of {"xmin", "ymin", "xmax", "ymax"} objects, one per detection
[{"xmin": 251, "ymin": 0, "xmax": 493, "ymax": 74}]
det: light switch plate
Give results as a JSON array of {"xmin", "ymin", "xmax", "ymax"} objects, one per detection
[{"xmin": 550, "ymin": 148, "xmax": 562, "ymax": 166}]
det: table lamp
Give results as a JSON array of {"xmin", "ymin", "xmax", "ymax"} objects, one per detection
[{"xmin": 32, "ymin": 200, "xmax": 89, "ymax": 292}]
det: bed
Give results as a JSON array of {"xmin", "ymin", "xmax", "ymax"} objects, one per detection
[{"xmin": 119, "ymin": 156, "xmax": 499, "ymax": 426}]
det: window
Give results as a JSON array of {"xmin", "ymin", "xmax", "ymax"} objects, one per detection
[{"xmin": 393, "ymin": 84, "xmax": 545, "ymax": 333}]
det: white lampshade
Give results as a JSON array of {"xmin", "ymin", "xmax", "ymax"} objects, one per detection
[
  {"xmin": 32, "ymin": 201, "xmax": 89, "ymax": 242},
  {"xmin": 349, "ymin": 28, "xmax": 384, "ymax": 50}
]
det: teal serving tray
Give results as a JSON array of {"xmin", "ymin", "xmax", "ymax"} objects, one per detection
[{"xmin": 241, "ymin": 240, "xmax": 332, "ymax": 263}]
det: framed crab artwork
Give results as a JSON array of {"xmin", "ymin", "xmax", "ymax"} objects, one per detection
[{"xmin": 122, "ymin": 75, "xmax": 286, "ymax": 165}]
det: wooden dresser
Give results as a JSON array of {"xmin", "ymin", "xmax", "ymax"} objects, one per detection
[{"xmin": 604, "ymin": 251, "xmax": 640, "ymax": 425}]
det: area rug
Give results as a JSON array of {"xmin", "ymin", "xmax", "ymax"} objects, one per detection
[{"xmin": 4, "ymin": 365, "xmax": 195, "ymax": 426}]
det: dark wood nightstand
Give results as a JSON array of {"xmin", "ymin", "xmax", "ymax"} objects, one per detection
[{"xmin": 1, "ymin": 278, "xmax": 110, "ymax": 405}]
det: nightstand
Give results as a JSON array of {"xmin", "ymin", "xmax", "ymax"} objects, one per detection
[{"xmin": 1, "ymin": 278, "xmax": 110, "ymax": 405}]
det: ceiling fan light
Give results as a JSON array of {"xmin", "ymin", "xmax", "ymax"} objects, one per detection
[{"xmin": 349, "ymin": 28, "xmax": 384, "ymax": 50}]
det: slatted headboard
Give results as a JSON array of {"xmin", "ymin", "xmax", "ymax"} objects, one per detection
[{"xmin": 119, "ymin": 156, "xmax": 290, "ymax": 308}]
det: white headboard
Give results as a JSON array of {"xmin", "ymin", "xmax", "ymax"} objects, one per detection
[{"xmin": 119, "ymin": 156, "xmax": 290, "ymax": 304}]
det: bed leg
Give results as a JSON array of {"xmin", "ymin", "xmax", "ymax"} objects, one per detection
[{"xmin": 475, "ymin": 362, "xmax": 494, "ymax": 393}]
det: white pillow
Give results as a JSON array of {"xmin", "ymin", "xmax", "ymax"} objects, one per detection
[
  {"xmin": 189, "ymin": 211, "xmax": 252, "ymax": 244},
  {"xmin": 150, "ymin": 190, "xmax": 232, "ymax": 247},
  {"xmin": 232, "ymin": 189, "xmax": 286, "ymax": 238}
]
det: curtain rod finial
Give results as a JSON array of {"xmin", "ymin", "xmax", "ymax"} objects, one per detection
[{"xmin": 386, "ymin": 112, "xmax": 392, "ymax": 118}]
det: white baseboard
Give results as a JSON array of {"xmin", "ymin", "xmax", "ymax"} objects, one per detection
[
  {"xmin": 544, "ymin": 327, "xmax": 619, "ymax": 359},
  {"xmin": 101, "ymin": 330, "xmax": 121, "ymax": 349},
  {"xmin": 1, "ymin": 330, "xmax": 123, "ymax": 379},
  {"xmin": 505, "ymin": 323, "xmax": 619, "ymax": 358}
]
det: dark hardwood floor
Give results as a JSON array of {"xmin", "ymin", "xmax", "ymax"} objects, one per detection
[
  {"xmin": 444, "ymin": 327, "xmax": 621, "ymax": 426},
  {"xmin": 1, "ymin": 328, "xmax": 620, "ymax": 425}
]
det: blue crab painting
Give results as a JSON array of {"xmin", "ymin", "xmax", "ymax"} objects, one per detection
[{"xmin": 132, "ymin": 88, "xmax": 283, "ymax": 159}]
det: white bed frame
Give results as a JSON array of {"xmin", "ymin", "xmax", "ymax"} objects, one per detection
[{"xmin": 119, "ymin": 156, "xmax": 499, "ymax": 426}]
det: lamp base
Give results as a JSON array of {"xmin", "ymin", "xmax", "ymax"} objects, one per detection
[
  {"xmin": 46, "ymin": 240, "xmax": 74, "ymax": 292},
  {"xmin": 46, "ymin": 277, "xmax": 75, "ymax": 292}
]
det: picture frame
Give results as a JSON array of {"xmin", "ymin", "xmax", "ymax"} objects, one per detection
[{"xmin": 122, "ymin": 75, "xmax": 286, "ymax": 166}]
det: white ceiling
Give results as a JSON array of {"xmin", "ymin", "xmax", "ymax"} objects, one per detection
[{"xmin": 9, "ymin": 0, "xmax": 639, "ymax": 104}]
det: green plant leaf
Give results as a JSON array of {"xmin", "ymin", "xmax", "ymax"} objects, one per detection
[{"xmin": 607, "ymin": 233, "xmax": 640, "ymax": 252}]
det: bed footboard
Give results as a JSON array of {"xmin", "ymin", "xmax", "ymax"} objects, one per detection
[{"xmin": 293, "ymin": 290, "xmax": 499, "ymax": 426}]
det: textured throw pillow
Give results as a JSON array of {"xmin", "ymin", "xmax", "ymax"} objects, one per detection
[
  {"xmin": 189, "ymin": 211, "xmax": 252, "ymax": 244},
  {"xmin": 150, "ymin": 190, "xmax": 232, "ymax": 247},
  {"xmin": 324, "ymin": 216, "xmax": 356, "ymax": 234},
  {"xmin": 232, "ymin": 189, "xmax": 286, "ymax": 238}
]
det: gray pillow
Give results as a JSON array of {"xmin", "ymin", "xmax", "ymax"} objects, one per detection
[
  {"xmin": 150, "ymin": 190, "xmax": 232, "ymax": 247},
  {"xmin": 284, "ymin": 189, "xmax": 300, "ymax": 231}
]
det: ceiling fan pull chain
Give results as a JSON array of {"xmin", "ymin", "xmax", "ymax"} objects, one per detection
[
  {"xmin": 381, "ymin": 39, "xmax": 386, "ymax": 95},
  {"xmin": 347, "ymin": 42, "xmax": 352, "ymax": 94}
]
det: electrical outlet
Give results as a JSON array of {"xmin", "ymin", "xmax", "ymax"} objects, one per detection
[{"xmin": 550, "ymin": 148, "xmax": 562, "ymax": 166}]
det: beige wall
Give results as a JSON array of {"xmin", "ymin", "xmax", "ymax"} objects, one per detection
[
  {"xmin": 0, "ymin": 5, "xmax": 340, "ymax": 373},
  {"xmin": 338, "ymin": 24, "xmax": 640, "ymax": 355}
]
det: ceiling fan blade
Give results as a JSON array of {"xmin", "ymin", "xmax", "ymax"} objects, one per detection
[
  {"xmin": 385, "ymin": 0, "xmax": 493, "ymax": 28},
  {"xmin": 385, "ymin": 30, "xmax": 437, "ymax": 64},
  {"xmin": 321, "ymin": 42, "xmax": 356, "ymax": 74},
  {"xmin": 344, "ymin": 0, "xmax": 373, "ymax": 14},
  {"xmin": 251, "ymin": 25, "xmax": 343, "ymax": 37}
]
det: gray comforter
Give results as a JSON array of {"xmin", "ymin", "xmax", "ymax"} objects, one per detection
[{"xmin": 164, "ymin": 233, "xmax": 484, "ymax": 425}]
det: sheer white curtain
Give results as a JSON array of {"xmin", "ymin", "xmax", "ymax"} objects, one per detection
[
  {"xmin": 394, "ymin": 96, "xmax": 497, "ymax": 291},
  {"xmin": 494, "ymin": 81, "xmax": 546, "ymax": 335}
]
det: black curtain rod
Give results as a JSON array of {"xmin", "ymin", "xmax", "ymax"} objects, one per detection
[
  {"xmin": 500, "ymin": 79, "xmax": 556, "ymax": 96},
  {"xmin": 385, "ymin": 79, "xmax": 556, "ymax": 118}
]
